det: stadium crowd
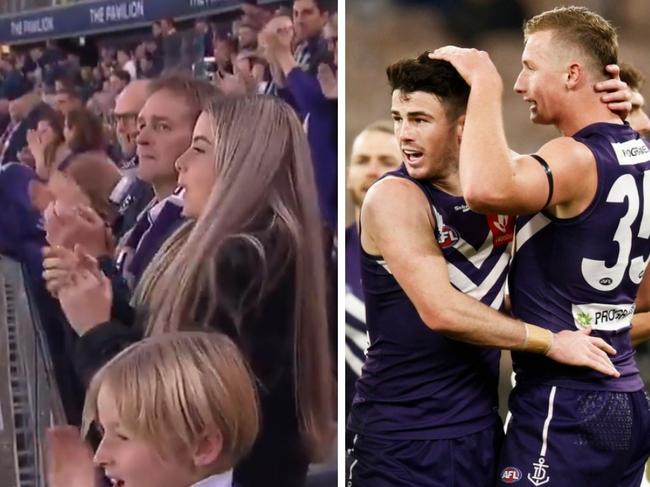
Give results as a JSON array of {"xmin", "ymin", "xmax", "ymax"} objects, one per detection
[{"xmin": 0, "ymin": 1, "xmax": 338, "ymax": 486}]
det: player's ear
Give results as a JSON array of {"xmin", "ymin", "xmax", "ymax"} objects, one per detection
[
  {"xmin": 566, "ymin": 63, "xmax": 582, "ymax": 89},
  {"xmin": 455, "ymin": 114, "xmax": 466, "ymax": 144}
]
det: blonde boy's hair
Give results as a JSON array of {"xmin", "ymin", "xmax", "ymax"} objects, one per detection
[{"xmin": 82, "ymin": 332, "xmax": 259, "ymax": 471}]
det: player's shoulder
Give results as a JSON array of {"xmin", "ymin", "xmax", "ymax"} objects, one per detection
[
  {"xmin": 364, "ymin": 175, "xmax": 428, "ymax": 212},
  {"xmin": 361, "ymin": 176, "xmax": 434, "ymax": 237},
  {"xmin": 536, "ymin": 136, "xmax": 596, "ymax": 171}
]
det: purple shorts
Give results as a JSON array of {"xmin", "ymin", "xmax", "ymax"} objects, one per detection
[
  {"xmin": 498, "ymin": 383, "xmax": 650, "ymax": 486},
  {"xmin": 347, "ymin": 422, "xmax": 503, "ymax": 487}
]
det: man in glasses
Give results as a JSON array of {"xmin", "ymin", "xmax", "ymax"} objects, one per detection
[{"xmin": 109, "ymin": 79, "xmax": 154, "ymax": 239}]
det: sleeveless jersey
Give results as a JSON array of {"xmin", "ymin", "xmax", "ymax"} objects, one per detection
[
  {"xmin": 345, "ymin": 224, "xmax": 369, "ymax": 414},
  {"xmin": 347, "ymin": 164, "xmax": 513, "ymax": 439},
  {"xmin": 510, "ymin": 122, "xmax": 650, "ymax": 392}
]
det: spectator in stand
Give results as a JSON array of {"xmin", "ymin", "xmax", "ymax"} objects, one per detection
[
  {"xmin": 117, "ymin": 48, "xmax": 137, "ymax": 81},
  {"xmin": 194, "ymin": 17, "xmax": 214, "ymax": 58},
  {"xmin": 66, "ymin": 52, "xmax": 81, "ymax": 75},
  {"xmin": 26, "ymin": 110, "xmax": 70, "ymax": 180},
  {"xmin": 42, "ymin": 40, "xmax": 64, "ymax": 67},
  {"xmin": 213, "ymin": 36, "xmax": 235, "ymax": 74},
  {"xmin": 100, "ymin": 46, "xmax": 116, "ymax": 69},
  {"xmin": 292, "ymin": 0, "xmax": 333, "ymax": 75},
  {"xmin": 109, "ymin": 69, "xmax": 131, "ymax": 96},
  {"xmin": 0, "ymin": 75, "xmax": 56, "ymax": 166},
  {"xmin": 61, "ymin": 108, "xmax": 115, "ymax": 173},
  {"xmin": 54, "ymin": 86, "xmax": 84, "ymax": 118},
  {"xmin": 145, "ymin": 40, "xmax": 164, "ymax": 76},
  {"xmin": 1, "ymin": 56, "xmax": 24, "ymax": 95},
  {"xmin": 47, "ymin": 332, "xmax": 260, "ymax": 487},
  {"xmin": 241, "ymin": 1, "xmax": 273, "ymax": 31},
  {"xmin": 138, "ymin": 52, "xmax": 157, "ymax": 79},
  {"xmin": 134, "ymin": 43, "xmax": 147, "ymax": 63},
  {"xmin": 237, "ymin": 21, "xmax": 258, "ymax": 50},
  {"xmin": 110, "ymin": 79, "xmax": 155, "ymax": 239},
  {"xmin": 78, "ymin": 67, "xmax": 97, "ymax": 101},
  {"xmin": 29, "ymin": 47, "xmax": 44, "ymax": 69},
  {"xmin": 152, "ymin": 21, "xmax": 163, "ymax": 43},
  {"xmin": 260, "ymin": 13, "xmax": 337, "ymax": 229},
  {"xmin": 91, "ymin": 67, "xmax": 104, "ymax": 92},
  {"xmin": 161, "ymin": 18, "xmax": 183, "ymax": 71}
]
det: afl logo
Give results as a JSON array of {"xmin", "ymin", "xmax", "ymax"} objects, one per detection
[
  {"xmin": 599, "ymin": 277, "xmax": 613, "ymax": 286},
  {"xmin": 501, "ymin": 467, "xmax": 522, "ymax": 483},
  {"xmin": 437, "ymin": 225, "xmax": 459, "ymax": 249}
]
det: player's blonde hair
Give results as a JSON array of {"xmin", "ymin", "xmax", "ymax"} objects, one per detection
[
  {"xmin": 524, "ymin": 6, "xmax": 618, "ymax": 79},
  {"xmin": 82, "ymin": 332, "xmax": 259, "ymax": 471}
]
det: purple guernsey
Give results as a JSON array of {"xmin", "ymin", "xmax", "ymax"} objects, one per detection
[
  {"xmin": 348, "ymin": 164, "xmax": 513, "ymax": 439},
  {"xmin": 510, "ymin": 122, "xmax": 650, "ymax": 392}
]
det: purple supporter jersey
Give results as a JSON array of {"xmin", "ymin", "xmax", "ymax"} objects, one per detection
[
  {"xmin": 347, "ymin": 164, "xmax": 513, "ymax": 440},
  {"xmin": 510, "ymin": 122, "xmax": 650, "ymax": 392}
]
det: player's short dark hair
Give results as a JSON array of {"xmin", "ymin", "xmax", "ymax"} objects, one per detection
[
  {"xmin": 386, "ymin": 51, "xmax": 470, "ymax": 121},
  {"xmin": 620, "ymin": 62, "xmax": 645, "ymax": 91}
]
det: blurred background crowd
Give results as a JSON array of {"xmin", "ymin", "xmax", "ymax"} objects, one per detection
[{"xmin": 1, "ymin": 1, "xmax": 337, "ymax": 224}]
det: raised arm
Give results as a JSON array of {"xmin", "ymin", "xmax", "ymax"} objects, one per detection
[
  {"xmin": 362, "ymin": 177, "xmax": 618, "ymax": 375},
  {"xmin": 429, "ymin": 47, "xmax": 598, "ymax": 217}
]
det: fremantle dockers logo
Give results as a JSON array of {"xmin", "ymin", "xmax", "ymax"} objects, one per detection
[
  {"xmin": 527, "ymin": 457, "xmax": 550, "ymax": 486},
  {"xmin": 487, "ymin": 214, "xmax": 515, "ymax": 246}
]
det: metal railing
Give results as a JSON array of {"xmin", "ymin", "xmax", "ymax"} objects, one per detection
[{"xmin": 0, "ymin": 256, "xmax": 65, "ymax": 487}]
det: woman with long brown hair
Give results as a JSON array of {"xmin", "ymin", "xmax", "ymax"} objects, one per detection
[{"xmin": 48, "ymin": 95, "xmax": 334, "ymax": 486}]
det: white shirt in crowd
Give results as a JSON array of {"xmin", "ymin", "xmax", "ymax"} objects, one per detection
[{"xmin": 123, "ymin": 59, "xmax": 137, "ymax": 80}]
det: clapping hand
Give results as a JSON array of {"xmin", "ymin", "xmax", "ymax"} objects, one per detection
[
  {"xmin": 54, "ymin": 244, "xmax": 112, "ymax": 336},
  {"xmin": 47, "ymin": 426, "xmax": 100, "ymax": 487}
]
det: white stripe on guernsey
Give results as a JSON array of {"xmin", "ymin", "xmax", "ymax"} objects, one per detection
[
  {"xmin": 540, "ymin": 386, "xmax": 557, "ymax": 457},
  {"xmin": 346, "ymin": 323, "xmax": 369, "ymax": 352},
  {"xmin": 345, "ymin": 343, "xmax": 365, "ymax": 377},
  {"xmin": 504, "ymin": 411, "xmax": 512, "ymax": 433},
  {"xmin": 515, "ymin": 213, "xmax": 551, "ymax": 252},
  {"xmin": 504, "ymin": 373, "xmax": 517, "ymax": 433},
  {"xmin": 348, "ymin": 435, "xmax": 360, "ymax": 479},
  {"xmin": 346, "ymin": 291, "xmax": 366, "ymax": 324},
  {"xmin": 432, "ymin": 202, "xmax": 496, "ymax": 271},
  {"xmin": 447, "ymin": 251, "xmax": 510, "ymax": 302},
  {"xmin": 455, "ymin": 231, "xmax": 495, "ymax": 270},
  {"xmin": 376, "ymin": 259, "xmax": 392, "ymax": 274},
  {"xmin": 503, "ymin": 372, "xmax": 517, "ymax": 433}
]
